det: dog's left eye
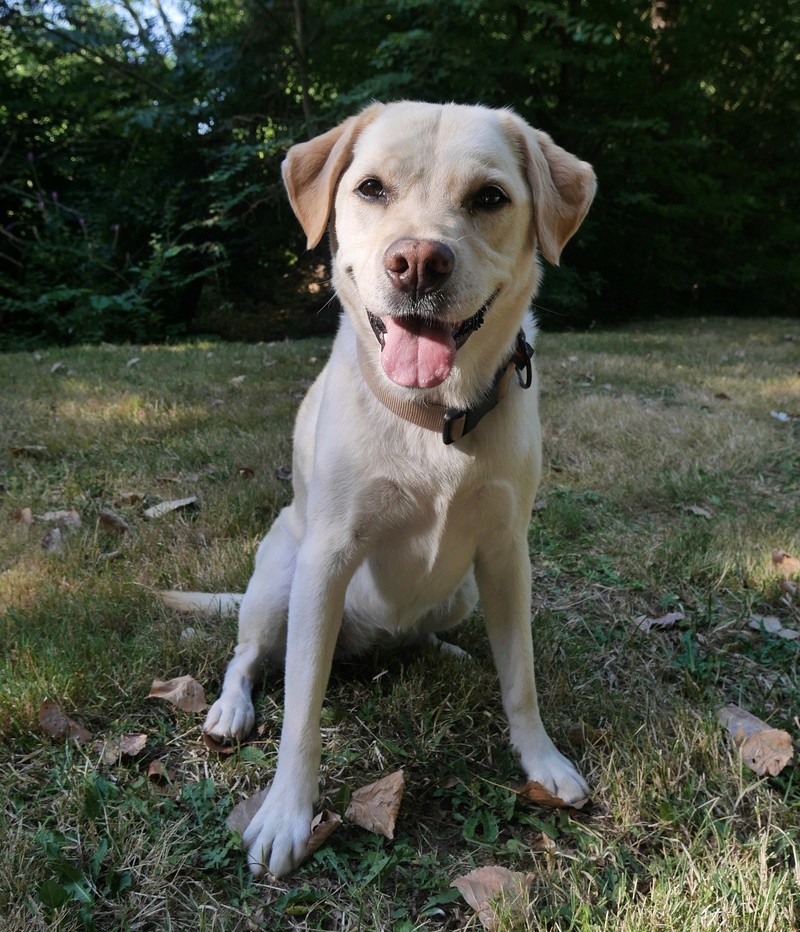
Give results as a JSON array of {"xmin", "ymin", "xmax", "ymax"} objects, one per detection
[
  {"xmin": 473, "ymin": 185, "xmax": 509, "ymax": 211},
  {"xmin": 357, "ymin": 178, "xmax": 387, "ymax": 201}
]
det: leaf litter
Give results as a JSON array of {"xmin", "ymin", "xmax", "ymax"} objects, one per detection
[
  {"xmin": 344, "ymin": 769, "xmax": 405, "ymax": 839},
  {"xmin": 451, "ymin": 865, "xmax": 534, "ymax": 931},
  {"xmin": 148, "ymin": 676, "xmax": 208, "ymax": 713},
  {"xmin": 39, "ymin": 700, "xmax": 92, "ymax": 745}
]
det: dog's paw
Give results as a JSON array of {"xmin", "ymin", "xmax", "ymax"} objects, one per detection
[
  {"xmin": 204, "ymin": 693, "xmax": 255, "ymax": 741},
  {"xmin": 242, "ymin": 784, "xmax": 314, "ymax": 878},
  {"xmin": 523, "ymin": 742, "xmax": 590, "ymax": 805},
  {"xmin": 425, "ymin": 634, "xmax": 472, "ymax": 660}
]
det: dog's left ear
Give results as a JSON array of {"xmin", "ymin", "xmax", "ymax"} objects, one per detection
[
  {"xmin": 282, "ymin": 104, "xmax": 384, "ymax": 249},
  {"xmin": 508, "ymin": 116, "xmax": 597, "ymax": 266}
]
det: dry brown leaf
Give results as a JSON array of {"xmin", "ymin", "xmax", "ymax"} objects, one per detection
[
  {"xmin": 147, "ymin": 759, "xmax": 175, "ymax": 783},
  {"xmin": 12, "ymin": 507, "xmax": 33, "ymax": 524},
  {"xmin": 514, "ymin": 780, "xmax": 589, "ymax": 810},
  {"xmin": 227, "ymin": 786, "xmax": 270, "ymax": 835},
  {"xmin": 305, "ymin": 810, "xmax": 342, "ymax": 856},
  {"xmin": 451, "ymin": 866, "xmax": 533, "ymax": 931},
  {"xmin": 202, "ymin": 732, "xmax": 237, "ymax": 755},
  {"xmin": 772, "ymin": 549, "xmax": 800, "ymax": 577},
  {"xmin": 634, "ymin": 611, "xmax": 685, "ymax": 633},
  {"xmin": 39, "ymin": 699, "xmax": 92, "ymax": 744},
  {"xmin": 11, "ymin": 445, "xmax": 48, "ymax": 457},
  {"xmin": 345, "ymin": 769, "xmax": 405, "ymax": 839},
  {"xmin": 144, "ymin": 496, "xmax": 198, "ymax": 520},
  {"xmin": 718, "ymin": 704, "xmax": 794, "ymax": 777},
  {"xmin": 237, "ymin": 467, "xmax": 255, "ymax": 479},
  {"xmin": 98, "ymin": 507, "xmax": 130, "ymax": 534},
  {"xmin": 103, "ymin": 733, "xmax": 147, "ymax": 764},
  {"xmin": 148, "ymin": 675, "xmax": 208, "ymax": 712}
]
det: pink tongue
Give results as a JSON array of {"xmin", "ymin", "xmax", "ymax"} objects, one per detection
[{"xmin": 380, "ymin": 317, "xmax": 456, "ymax": 388}]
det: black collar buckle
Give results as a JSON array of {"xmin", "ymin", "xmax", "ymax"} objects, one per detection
[{"xmin": 442, "ymin": 330, "xmax": 534, "ymax": 445}]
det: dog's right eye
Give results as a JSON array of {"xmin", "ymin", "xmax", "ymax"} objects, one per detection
[{"xmin": 357, "ymin": 179, "xmax": 387, "ymax": 201}]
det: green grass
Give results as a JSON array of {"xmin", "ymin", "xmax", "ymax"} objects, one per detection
[{"xmin": 1, "ymin": 318, "xmax": 798, "ymax": 930}]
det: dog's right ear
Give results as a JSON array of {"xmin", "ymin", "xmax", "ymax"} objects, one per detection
[{"xmin": 282, "ymin": 104, "xmax": 384, "ymax": 250}]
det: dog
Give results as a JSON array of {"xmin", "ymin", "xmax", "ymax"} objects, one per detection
[{"xmin": 163, "ymin": 100, "xmax": 596, "ymax": 878}]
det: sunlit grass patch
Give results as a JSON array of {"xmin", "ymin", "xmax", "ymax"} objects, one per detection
[{"xmin": 1, "ymin": 318, "xmax": 798, "ymax": 930}]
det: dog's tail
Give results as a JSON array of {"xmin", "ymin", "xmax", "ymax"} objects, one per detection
[{"xmin": 159, "ymin": 590, "xmax": 242, "ymax": 616}]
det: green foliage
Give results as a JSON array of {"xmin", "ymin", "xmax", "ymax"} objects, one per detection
[{"xmin": 1, "ymin": 1, "xmax": 798, "ymax": 346}]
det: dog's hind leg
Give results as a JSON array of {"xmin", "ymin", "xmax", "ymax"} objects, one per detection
[
  {"xmin": 419, "ymin": 570, "xmax": 479, "ymax": 658},
  {"xmin": 204, "ymin": 509, "xmax": 298, "ymax": 741}
]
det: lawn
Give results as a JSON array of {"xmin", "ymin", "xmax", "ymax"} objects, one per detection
[{"xmin": 1, "ymin": 317, "xmax": 798, "ymax": 931}]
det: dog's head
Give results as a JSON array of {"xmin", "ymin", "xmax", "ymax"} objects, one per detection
[{"xmin": 283, "ymin": 102, "xmax": 595, "ymax": 394}]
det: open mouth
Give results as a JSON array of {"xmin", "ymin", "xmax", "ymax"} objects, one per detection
[{"xmin": 367, "ymin": 291, "xmax": 498, "ymax": 389}]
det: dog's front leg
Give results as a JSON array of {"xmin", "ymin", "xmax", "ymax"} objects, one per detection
[
  {"xmin": 476, "ymin": 538, "xmax": 589, "ymax": 804},
  {"xmin": 243, "ymin": 537, "xmax": 354, "ymax": 878}
]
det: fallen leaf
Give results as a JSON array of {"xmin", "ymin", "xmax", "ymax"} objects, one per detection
[
  {"xmin": 12, "ymin": 507, "xmax": 33, "ymax": 524},
  {"xmin": 143, "ymin": 496, "xmax": 198, "ymax": 520},
  {"xmin": 102, "ymin": 733, "xmax": 147, "ymax": 764},
  {"xmin": 748, "ymin": 614, "xmax": 800, "ymax": 641},
  {"xmin": 148, "ymin": 675, "xmax": 208, "ymax": 713},
  {"xmin": 718, "ymin": 704, "xmax": 794, "ymax": 777},
  {"xmin": 202, "ymin": 732, "xmax": 237, "ymax": 755},
  {"xmin": 772, "ymin": 550, "xmax": 800, "ymax": 577},
  {"xmin": 227, "ymin": 786, "xmax": 270, "ymax": 835},
  {"xmin": 237, "ymin": 467, "xmax": 255, "ymax": 479},
  {"xmin": 566, "ymin": 722, "xmax": 607, "ymax": 747},
  {"xmin": 634, "ymin": 610, "xmax": 685, "ymax": 633},
  {"xmin": 452, "ymin": 866, "xmax": 533, "ymax": 931},
  {"xmin": 11, "ymin": 445, "xmax": 47, "ymax": 457},
  {"xmin": 39, "ymin": 700, "xmax": 92, "ymax": 744},
  {"xmin": 345, "ymin": 769, "xmax": 404, "ymax": 839},
  {"xmin": 147, "ymin": 759, "xmax": 175, "ymax": 783},
  {"xmin": 41, "ymin": 527, "xmax": 64, "ymax": 553},
  {"xmin": 715, "ymin": 391, "xmax": 731, "ymax": 400},
  {"xmin": 42, "ymin": 508, "xmax": 82, "ymax": 530},
  {"xmin": 306, "ymin": 810, "xmax": 342, "ymax": 856},
  {"xmin": 514, "ymin": 780, "xmax": 589, "ymax": 810},
  {"xmin": 98, "ymin": 507, "xmax": 130, "ymax": 534},
  {"xmin": 684, "ymin": 505, "xmax": 713, "ymax": 519}
]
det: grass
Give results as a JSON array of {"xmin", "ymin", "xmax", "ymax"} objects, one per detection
[{"xmin": 1, "ymin": 316, "xmax": 798, "ymax": 931}]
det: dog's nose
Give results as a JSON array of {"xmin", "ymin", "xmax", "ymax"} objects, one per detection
[{"xmin": 383, "ymin": 239, "xmax": 455, "ymax": 298}]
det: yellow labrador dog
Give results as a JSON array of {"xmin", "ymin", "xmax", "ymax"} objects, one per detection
[{"xmin": 164, "ymin": 101, "xmax": 596, "ymax": 878}]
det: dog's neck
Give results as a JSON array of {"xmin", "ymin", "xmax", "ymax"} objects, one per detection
[{"xmin": 357, "ymin": 331, "xmax": 533, "ymax": 444}]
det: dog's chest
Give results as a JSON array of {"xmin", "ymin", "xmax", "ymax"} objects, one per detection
[{"xmin": 359, "ymin": 474, "xmax": 517, "ymax": 608}]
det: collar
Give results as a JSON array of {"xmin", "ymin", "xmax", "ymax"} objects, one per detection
[{"xmin": 357, "ymin": 329, "xmax": 534, "ymax": 444}]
